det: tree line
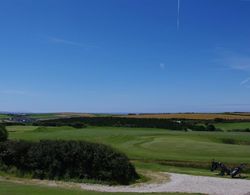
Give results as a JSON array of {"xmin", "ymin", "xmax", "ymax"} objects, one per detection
[{"xmin": 33, "ymin": 117, "xmax": 218, "ymax": 131}]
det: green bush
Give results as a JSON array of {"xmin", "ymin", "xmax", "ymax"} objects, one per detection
[
  {"xmin": 0, "ymin": 125, "xmax": 8, "ymax": 142},
  {"xmin": 0, "ymin": 140, "xmax": 138, "ymax": 185}
]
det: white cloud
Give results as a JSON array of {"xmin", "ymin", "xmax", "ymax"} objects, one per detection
[{"xmin": 160, "ymin": 63, "xmax": 166, "ymax": 70}]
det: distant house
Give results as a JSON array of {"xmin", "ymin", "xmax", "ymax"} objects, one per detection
[
  {"xmin": 175, "ymin": 120, "xmax": 182, "ymax": 124},
  {"xmin": 8, "ymin": 115, "xmax": 35, "ymax": 123}
]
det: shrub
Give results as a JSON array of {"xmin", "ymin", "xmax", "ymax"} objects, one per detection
[
  {"xmin": 190, "ymin": 125, "xmax": 206, "ymax": 131},
  {"xmin": 206, "ymin": 124, "xmax": 216, "ymax": 131},
  {"xmin": 0, "ymin": 125, "xmax": 8, "ymax": 142},
  {"xmin": 69, "ymin": 123, "xmax": 86, "ymax": 129},
  {"xmin": 0, "ymin": 140, "xmax": 32, "ymax": 171},
  {"xmin": 214, "ymin": 118, "xmax": 223, "ymax": 122},
  {"xmin": 0, "ymin": 140, "xmax": 138, "ymax": 185}
]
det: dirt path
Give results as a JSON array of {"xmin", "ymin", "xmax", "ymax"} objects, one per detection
[
  {"xmin": 80, "ymin": 173, "xmax": 250, "ymax": 195},
  {"xmin": 1, "ymin": 173, "xmax": 250, "ymax": 195}
]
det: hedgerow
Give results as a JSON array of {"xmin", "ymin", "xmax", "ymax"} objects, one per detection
[{"xmin": 33, "ymin": 117, "xmax": 221, "ymax": 131}]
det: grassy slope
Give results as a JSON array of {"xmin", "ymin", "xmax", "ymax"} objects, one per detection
[
  {"xmin": 3, "ymin": 125, "xmax": 250, "ymax": 193},
  {"xmin": 7, "ymin": 126, "xmax": 250, "ymax": 163},
  {"xmin": 215, "ymin": 122, "xmax": 250, "ymax": 131},
  {"xmin": 0, "ymin": 181, "xmax": 199, "ymax": 195},
  {"xmin": 0, "ymin": 114, "xmax": 8, "ymax": 119}
]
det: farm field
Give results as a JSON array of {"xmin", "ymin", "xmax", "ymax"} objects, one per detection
[
  {"xmin": 120, "ymin": 113, "xmax": 250, "ymax": 120},
  {"xmin": 7, "ymin": 126, "xmax": 250, "ymax": 171}
]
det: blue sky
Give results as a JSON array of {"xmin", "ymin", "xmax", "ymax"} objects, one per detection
[{"xmin": 0, "ymin": 0, "xmax": 250, "ymax": 113}]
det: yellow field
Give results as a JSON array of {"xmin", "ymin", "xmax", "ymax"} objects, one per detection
[{"xmin": 119, "ymin": 113, "xmax": 250, "ymax": 120}]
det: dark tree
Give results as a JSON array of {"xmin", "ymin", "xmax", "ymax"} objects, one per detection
[{"xmin": 0, "ymin": 125, "xmax": 8, "ymax": 142}]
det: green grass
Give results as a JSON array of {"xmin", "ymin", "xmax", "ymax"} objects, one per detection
[
  {"xmin": 214, "ymin": 122, "xmax": 250, "ymax": 131},
  {"xmin": 27, "ymin": 113, "xmax": 61, "ymax": 119},
  {"xmin": 134, "ymin": 161, "xmax": 216, "ymax": 176},
  {"xmin": 7, "ymin": 125, "xmax": 38, "ymax": 132},
  {"xmin": 0, "ymin": 114, "xmax": 8, "ymax": 119},
  {"xmin": 7, "ymin": 126, "xmax": 250, "ymax": 164},
  {"xmin": 0, "ymin": 181, "xmax": 200, "ymax": 195}
]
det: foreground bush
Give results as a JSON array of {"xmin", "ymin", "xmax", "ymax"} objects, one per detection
[
  {"xmin": 0, "ymin": 140, "xmax": 138, "ymax": 185},
  {"xmin": 0, "ymin": 125, "xmax": 8, "ymax": 142}
]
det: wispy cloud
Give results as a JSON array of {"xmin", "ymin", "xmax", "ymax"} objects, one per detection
[
  {"xmin": 49, "ymin": 37, "xmax": 99, "ymax": 49},
  {"xmin": 160, "ymin": 63, "xmax": 166, "ymax": 70},
  {"xmin": 49, "ymin": 37, "xmax": 83, "ymax": 47},
  {"xmin": 215, "ymin": 48, "xmax": 250, "ymax": 88},
  {"xmin": 215, "ymin": 49, "xmax": 250, "ymax": 71},
  {"xmin": 240, "ymin": 77, "xmax": 250, "ymax": 85},
  {"xmin": 177, "ymin": 0, "xmax": 180, "ymax": 31},
  {"xmin": 240, "ymin": 77, "xmax": 250, "ymax": 88},
  {"xmin": 227, "ymin": 55, "xmax": 250, "ymax": 71}
]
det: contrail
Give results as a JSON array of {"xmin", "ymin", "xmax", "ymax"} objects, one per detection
[{"xmin": 177, "ymin": 0, "xmax": 180, "ymax": 30}]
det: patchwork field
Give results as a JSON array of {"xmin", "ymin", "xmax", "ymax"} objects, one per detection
[{"xmin": 6, "ymin": 112, "xmax": 250, "ymax": 121}]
